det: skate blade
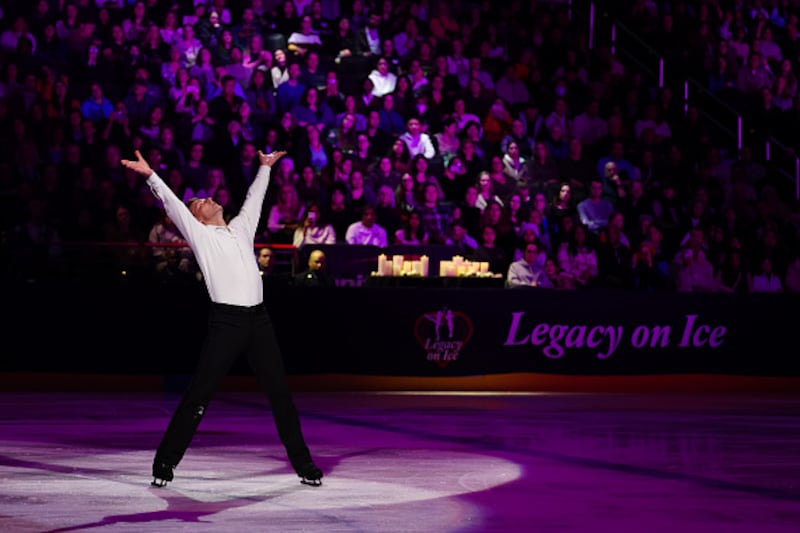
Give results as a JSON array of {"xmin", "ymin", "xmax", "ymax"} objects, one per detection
[
  {"xmin": 151, "ymin": 477, "xmax": 169, "ymax": 488},
  {"xmin": 300, "ymin": 477, "xmax": 322, "ymax": 487}
]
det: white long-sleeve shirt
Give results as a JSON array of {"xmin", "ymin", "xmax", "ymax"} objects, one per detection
[{"xmin": 146, "ymin": 165, "xmax": 272, "ymax": 306}]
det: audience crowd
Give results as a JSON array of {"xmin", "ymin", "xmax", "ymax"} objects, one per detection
[{"xmin": 1, "ymin": 0, "xmax": 800, "ymax": 293}]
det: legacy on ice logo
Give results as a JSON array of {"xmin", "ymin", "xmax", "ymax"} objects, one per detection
[{"xmin": 414, "ymin": 307, "xmax": 474, "ymax": 368}]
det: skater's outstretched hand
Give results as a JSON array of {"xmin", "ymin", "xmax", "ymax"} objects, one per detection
[
  {"xmin": 258, "ymin": 150, "xmax": 287, "ymax": 168},
  {"xmin": 121, "ymin": 150, "xmax": 154, "ymax": 177}
]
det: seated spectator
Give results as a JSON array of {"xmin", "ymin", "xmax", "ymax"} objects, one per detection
[
  {"xmin": 577, "ymin": 180, "xmax": 615, "ymax": 234},
  {"xmin": 288, "ymin": 15, "xmax": 322, "ymax": 58},
  {"xmin": 347, "ymin": 169, "xmax": 375, "ymax": 217},
  {"xmin": 377, "ymin": 93, "xmax": 407, "ymax": 136},
  {"xmin": 672, "ymin": 228, "xmax": 716, "ymax": 292},
  {"xmin": 527, "ymin": 141, "xmax": 560, "ymax": 198},
  {"xmin": 596, "ymin": 223, "xmax": 634, "ymax": 289},
  {"xmin": 328, "ymin": 111, "xmax": 359, "ymax": 153},
  {"xmin": 298, "ymin": 50, "xmax": 326, "ymax": 90},
  {"xmin": 271, "ymin": 48, "xmax": 291, "ymax": 89},
  {"xmin": 434, "ymin": 117, "xmax": 461, "ymax": 160},
  {"xmin": 394, "ymin": 209, "xmax": 429, "ymax": 245},
  {"xmin": 737, "ymin": 51, "xmax": 773, "ymax": 95},
  {"xmin": 368, "ymin": 56, "xmax": 397, "ymax": 98},
  {"xmin": 472, "ymin": 225, "xmax": 510, "ymax": 275},
  {"xmin": 784, "ymin": 252, "xmax": 800, "ymax": 293},
  {"xmin": 276, "ymin": 62, "xmax": 307, "ymax": 114},
  {"xmin": 715, "ymin": 248, "xmax": 750, "ymax": 294},
  {"xmin": 557, "ymin": 223, "xmax": 599, "ymax": 289},
  {"xmin": 501, "ymin": 142, "xmax": 530, "ymax": 193},
  {"xmin": 507, "ymin": 241, "xmax": 551, "ymax": 288},
  {"xmin": 445, "ymin": 218, "xmax": 479, "ymax": 256},
  {"xmin": 245, "ymin": 68, "xmax": 277, "ymax": 124},
  {"xmin": 291, "ymin": 86, "xmax": 335, "ymax": 134},
  {"xmin": 80, "ymin": 82, "xmax": 114, "ymax": 123},
  {"xmin": 334, "ymin": 94, "xmax": 367, "ymax": 133},
  {"xmin": 398, "ymin": 116, "xmax": 436, "ymax": 159},
  {"xmin": 264, "ymin": 183, "xmax": 305, "ymax": 244},
  {"xmin": 543, "ymin": 257, "xmax": 576, "ymax": 290},
  {"xmin": 324, "ymin": 183, "xmax": 357, "ymax": 243},
  {"xmin": 293, "ymin": 202, "xmax": 336, "ymax": 247},
  {"xmin": 345, "ymin": 205, "xmax": 388, "ymax": 246},
  {"xmin": 750, "ymin": 256, "xmax": 783, "ymax": 293}
]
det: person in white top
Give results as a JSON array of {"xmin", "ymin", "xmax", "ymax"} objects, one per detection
[
  {"xmin": 293, "ymin": 203, "xmax": 337, "ymax": 247},
  {"xmin": 120, "ymin": 149, "xmax": 323, "ymax": 489},
  {"xmin": 398, "ymin": 117, "xmax": 436, "ymax": 159},
  {"xmin": 345, "ymin": 205, "xmax": 388, "ymax": 247},
  {"xmin": 288, "ymin": 15, "xmax": 323, "ymax": 57},
  {"xmin": 368, "ymin": 57, "xmax": 397, "ymax": 97}
]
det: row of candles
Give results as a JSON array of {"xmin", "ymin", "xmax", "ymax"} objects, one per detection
[{"xmin": 373, "ymin": 254, "xmax": 496, "ymax": 277}]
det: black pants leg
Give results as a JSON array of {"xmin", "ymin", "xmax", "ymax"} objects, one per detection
[
  {"xmin": 245, "ymin": 309, "xmax": 312, "ymax": 470},
  {"xmin": 155, "ymin": 307, "xmax": 248, "ymax": 467}
]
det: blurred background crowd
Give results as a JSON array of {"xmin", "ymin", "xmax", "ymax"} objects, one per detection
[{"xmin": 1, "ymin": 0, "xmax": 799, "ymax": 292}]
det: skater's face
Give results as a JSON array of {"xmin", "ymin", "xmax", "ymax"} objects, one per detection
[{"xmin": 189, "ymin": 197, "xmax": 223, "ymax": 223}]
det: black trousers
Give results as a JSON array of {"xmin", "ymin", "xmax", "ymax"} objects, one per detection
[{"xmin": 155, "ymin": 302, "xmax": 311, "ymax": 471}]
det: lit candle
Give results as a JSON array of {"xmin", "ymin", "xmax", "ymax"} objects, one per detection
[
  {"xmin": 420, "ymin": 255, "xmax": 429, "ymax": 277},
  {"xmin": 392, "ymin": 255, "xmax": 404, "ymax": 276},
  {"xmin": 377, "ymin": 254, "xmax": 387, "ymax": 276},
  {"xmin": 480, "ymin": 262, "xmax": 489, "ymax": 273}
]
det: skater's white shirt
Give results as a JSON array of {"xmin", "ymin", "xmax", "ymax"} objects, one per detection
[{"xmin": 146, "ymin": 166, "xmax": 272, "ymax": 307}]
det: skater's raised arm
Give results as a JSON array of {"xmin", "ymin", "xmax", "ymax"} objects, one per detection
[
  {"xmin": 121, "ymin": 150, "xmax": 207, "ymax": 245},
  {"xmin": 232, "ymin": 150, "xmax": 287, "ymax": 241}
]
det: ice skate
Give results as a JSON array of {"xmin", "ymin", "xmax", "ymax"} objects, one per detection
[
  {"xmin": 151, "ymin": 460, "xmax": 175, "ymax": 487},
  {"xmin": 296, "ymin": 461, "xmax": 323, "ymax": 487}
]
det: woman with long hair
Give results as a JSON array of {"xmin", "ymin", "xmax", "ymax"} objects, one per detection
[
  {"xmin": 389, "ymin": 138, "xmax": 411, "ymax": 175},
  {"xmin": 265, "ymin": 182, "xmax": 305, "ymax": 244},
  {"xmin": 487, "ymin": 154, "xmax": 515, "ymax": 203},
  {"xmin": 475, "ymin": 171, "xmax": 504, "ymax": 213},
  {"xmin": 409, "ymin": 153, "xmax": 444, "ymax": 204},
  {"xmin": 347, "ymin": 169, "xmax": 375, "ymax": 218},
  {"xmin": 291, "ymin": 86, "xmax": 336, "ymax": 134},
  {"xmin": 168, "ymin": 67, "xmax": 192, "ymax": 109},
  {"xmin": 395, "ymin": 173, "xmax": 419, "ymax": 215},
  {"xmin": 375, "ymin": 183, "xmax": 402, "ymax": 238},
  {"xmin": 161, "ymin": 47, "xmax": 184, "ymax": 90},
  {"xmin": 245, "ymin": 68, "xmax": 276, "ymax": 124},
  {"xmin": 529, "ymin": 140, "xmax": 560, "ymax": 197},
  {"xmin": 557, "ymin": 223, "xmax": 599, "ymax": 288},
  {"xmin": 481, "ymin": 199, "xmax": 516, "ymax": 257},
  {"xmin": 434, "ymin": 116, "xmax": 461, "ymax": 160},
  {"xmin": 394, "ymin": 209, "xmax": 429, "ymax": 245},
  {"xmin": 189, "ymin": 47, "xmax": 215, "ymax": 92},
  {"xmin": 270, "ymin": 48, "xmax": 290, "ymax": 89},
  {"xmin": 296, "ymin": 164, "xmax": 326, "ymax": 206},
  {"xmin": 293, "ymin": 202, "xmax": 336, "ymax": 247},
  {"xmin": 323, "ymin": 16, "xmax": 357, "ymax": 61},
  {"xmin": 296, "ymin": 123, "xmax": 332, "ymax": 175},
  {"xmin": 328, "ymin": 111, "xmax": 358, "ymax": 153}
]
